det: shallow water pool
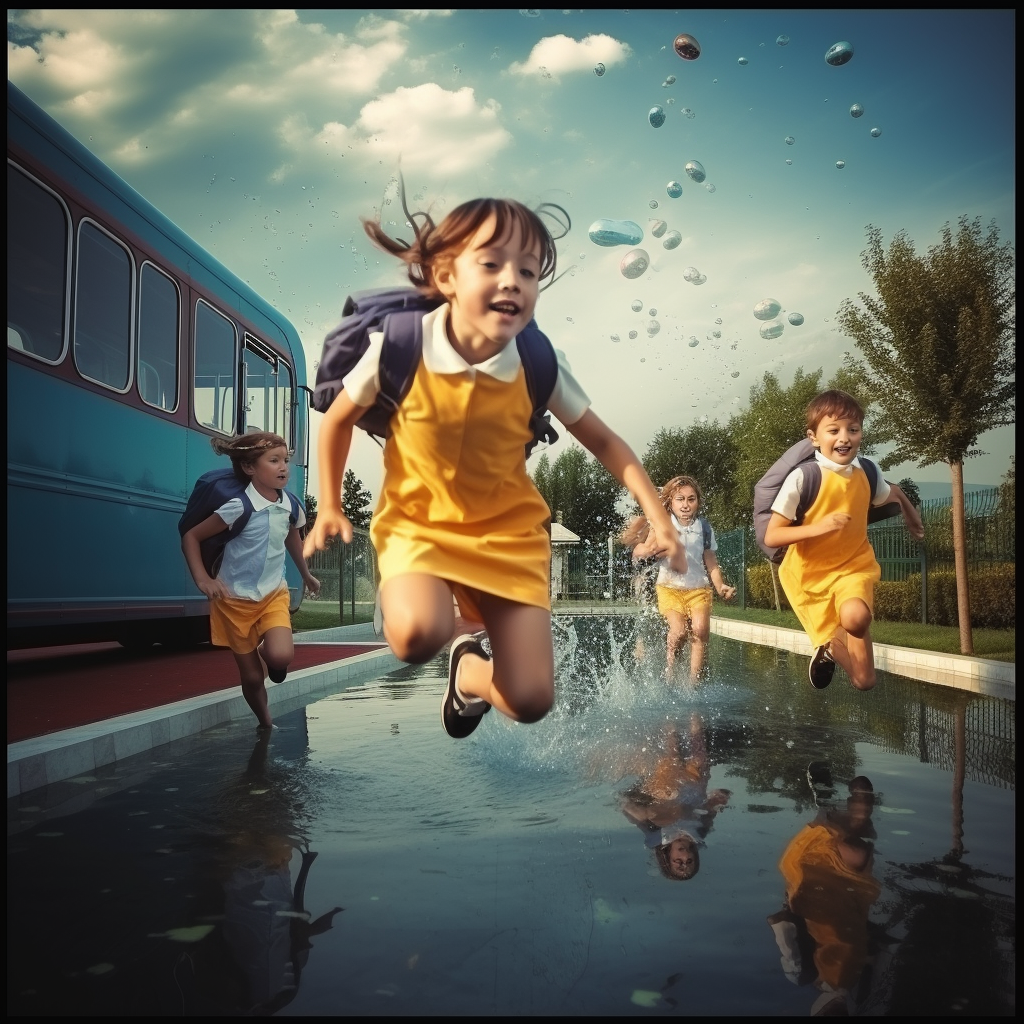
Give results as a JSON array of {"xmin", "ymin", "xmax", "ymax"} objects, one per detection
[{"xmin": 7, "ymin": 621, "xmax": 1015, "ymax": 1016}]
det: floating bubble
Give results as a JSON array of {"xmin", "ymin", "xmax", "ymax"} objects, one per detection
[
  {"xmin": 731, "ymin": 371, "xmax": 740, "ymax": 378},
  {"xmin": 588, "ymin": 218, "xmax": 644, "ymax": 247},
  {"xmin": 646, "ymin": 320, "xmax": 661, "ymax": 337},
  {"xmin": 870, "ymin": 127, "xmax": 882, "ymax": 138},
  {"xmin": 650, "ymin": 219, "xmax": 668, "ymax": 238},
  {"xmin": 666, "ymin": 180, "xmax": 683, "ymax": 198},
  {"xmin": 683, "ymin": 266, "xmax": 700, "ymax": 282},
  {"xmin": 785, "ymin": 158, "xmax": 792, "ymax": 165},
  {"xmin": 619, "ymin": 249, "xmax": 650, "ymax": 279},
  {"xmin": 753, "ymin": 297, "xmax": 782, "ymax": 320},
  {"xmin": 594, "ymin": 62, "xmax": 606, "ymax": 77},
  {"xmin": 784, "ymin": 135, "xmax": 795, "ymax": 145},
  {"xmin": 648, "ymin": 105, "xmax": 666, "ymax": 128},
  {"xmin": 776, "ymin": 34, "xmax": 790, "ymax": 46},
  {"xmin": 631, "ymin": 299, "xmax": 643, "ymax": 312},
  {"xmin": 688, "ymin": 337, "xmax": 700, "ymax": 348},
  {"xmin": 825, "ymin": 41, "xmax": 854, "ymax": 66},
  {"xmin": 684, "ymin": 160, "xmax": 707, "ymax": 183},
  {"xmin": 737, "ymin": 56, "xmax": 749, "ymax": 65},
  {"xmin": 788, "ymin": 312, "xmax": 805, "ymax": 326},
  {"xmin": 760, "ymin": 320, "xmax": 785, "ymax": 340},
  {"xmin": 648, "ymin": 308, "xmax": 658, "ymax": 316},
  {"xmin": 835, "ymin": 160, "xmax": 846, "ymax": 169},
  {"xmin": 610, "ymin": 334, "xmax": 621, "ymax": 342},
  {"xmin": 704, "ymin": 182, "xmax": 716, "ymax": 193},
  {"xmin": 628, "ymin": 330, "xmax": 638, "ymax": 340},
  {"xmin": 850, "ymin": 103, "xmax": 864, "ymax": 118},
  {"xmin": 648, "ymin": 199, "xmax": 659, "ymax": 209},
  {"xmin": 673, "ymin": 33, "xmax": 701, "ymax": 60},
  {"xmin": 662, "ymin": 230, "xmax": 682, "ymax": 249},
  {"xmin": 662, "ymin": 74, "xmax": 676, "ymax": 86}
]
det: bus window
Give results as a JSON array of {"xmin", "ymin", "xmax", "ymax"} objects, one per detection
[
  {"xmin": 243, "ymin": 342, "xmax": 276, "ymax": 434},
  {"xmin": 7, "ymin": 162, "xmax": 70, "ymax": 363},
  {"xmin": 74, "ymin": 219, "xmax": 134, "ymax": 391},
  {"xmin": 194, "ymin": 300, "xmax": 237, "ymax": 434},
  {"xmin": 277, "ymin": 361, "xmax": 293, "ymax": 450},
  {"xmin": 138, "ymin": 263, "xmax": 180, "ymax": 412}
]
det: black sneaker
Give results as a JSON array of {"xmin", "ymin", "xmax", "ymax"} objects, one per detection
[
  {"xmin": 441, "ymin": 635, "xmax": 492, "ymax": 739},
  {"xmin": 808, "ymin": 645, "xmax": 836, "ymax": 689},
  {"xmin": 268, "ymin": 666, "xmax": 287, "ymax": 684}
]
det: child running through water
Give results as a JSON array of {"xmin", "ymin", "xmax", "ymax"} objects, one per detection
[
  {"xmin": 304, "ymin": 194, "xmax": 685, "ymax": 738},
  {"xmin": 182, "ymin": 433, "xmax": 320, "ymax": 728},
  {"xmin": 763, "ymin": 391, "xmax": 924, "ymax": 690},
  {"xmin": 630, "ymin": 476, "xmax": 736, "ymax": 681}
]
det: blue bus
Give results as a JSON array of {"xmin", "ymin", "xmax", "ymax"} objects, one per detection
[{"xmin": 7, "ymin": 81, "xmax": 310, "ymax": 648}]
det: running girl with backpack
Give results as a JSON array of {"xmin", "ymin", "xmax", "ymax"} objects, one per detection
[
  {"xmin": 304, "ymin": 192, "xmax": 685, "ymax": 738},
  {"xmin": 629, "ymin": 476, "xmax": 736, "ymax": 682},
  {"xmin": 181, "ymin": 432, "xmax": 320, "ymax": 728}
]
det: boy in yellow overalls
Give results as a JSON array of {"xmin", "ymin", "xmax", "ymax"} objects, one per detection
[{"xmin": 764, "ymin": 391, "xmax": 924, "ymax": 690}]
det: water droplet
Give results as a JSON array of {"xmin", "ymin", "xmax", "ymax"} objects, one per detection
[
  {"xmin": 628, "ymin": 330, "xmax": 638, "ymax": 340},
  {"xmin": 519, "ymin": 9, "xmax": 541, "ymax": 17},
  {"xmin": 785, "ymin": 158, "xmax": 793, "ymax": 165},
  {"xmin": 731, "ymin": 371, "xmax": 740, "ymax": 378},
  {"xmin": 759, "ymin": 320, "xmax": 785, "ymax": 339},
  {"xmin": 870, "ymin": 127, "xmax": 882, "ymax": 138},
  {"xmin": 776, "ymin": 34, "xmax": 790, "ymax": 46},
  {"xmin": 662, "ymin": 74, "xmax": 676, "ymax": 86},
  {"xmin": 673, "ymin": 33, "xmax": 701, "ymax": 60},
  {"xmin": 784, "ymin": 135, "xmax": 795, "ymax": 145},
  {"xmin": 566, "ymin": 316, "xmax": 574, "ymax": 323},
  {"xmin": 712, "ymin": 330, "xmax": 722, "ymax": 339},
  {"xmin": 715, "ymin": 317, "xmax": 722, "ymax": 324},
  {"xmin": 594, "ymin": 62, "xmax": 606, "ymax": 77},
  {"xmin": 835, "ymin": 160, "xmax": 846, "ymax": 169},
  {"xmin": 753, "ymin": 297, "xmax": 782, "ymax": 320},
  {"xmin": 688, "ymin": 337, "xmax": 700, "ymax": 348},
  {"xmin": 694, "ymin": 274, "xmax": 707, "ymax": 285},
  {"xmin": 737, "ymin": 57, "xmax": 749, "ymax": 65},
  {"xmin": 650, "ymin": 219, "xmax": 668, "ymax": 238},
  {"xmin": 704, "ymin": 182, "xmax": 716, "ymax": 193},
  {"xmin": 666, "ymin": 180, "xmax": 683, "ymax": 198},
  {"xmin": 579, "ymin": 253, "xmax": 586, "ymax": 259},
  {"xmin": 684, "ymin": 160, "xmax": 706, "ymax": 183},
  {"xmin": 681, "ymin": 107, "xmax": 696, "ymax": 119},
  {"xmin": 713, "ymin": 78, "xmax": 718, "ymax": 84},
  {"xmin": 648, "ymin": 105, "xmax": 666, "ymax": 128},
  {"xmin": 683, "ymin": 266, "xmax": 701, "ymax": 283},
  {"xmin": 648, "ymin": 199, "xmax": 659, "ymax": 209},
  {"xmin": 646, "ymin": 319, "xmax": 661, "ymax": 337},
  {"xmin": 648, "ymin": 308, "xmax": 658, "ymax": 316},
  {"xmin": 825, "ymin": 41, "xmax": 854, "ymax": 66},
  {"xmin": 588, "ymin": 219, "xmax": 644, "ymax": 247},
  {"xmin": 620, "ymin": 249, "xmax": 650, "ymax": 279},
  {"xmin": 640, "ymin": 357, "xmax": 646, "ymax": 363},
  {"xmin": 850, "ymin": 103, "xmax": 864, "ymax": 118},
  {"xmin": 631, "ymin": 299, "xmax": 644, "ymax": 312},
  {"xmin": 662, "ymin": 230, "xmax": 682, "ymax": 250},
  {"xmin": 610, "ymin": 334, "xmax": 621, "ymax": 342},
  {"xmin": 788, "ymin": 312, "xmax": 805, "ymax": 326}
]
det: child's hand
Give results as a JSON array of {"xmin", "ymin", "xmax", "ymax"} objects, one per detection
[
  {"xmin": 198, "ymin": 577, "xmax": 231, "ymax": 600},
  {"xmin": 821, "ymin": 512, "xmax": 852, "ymax": 534},
  {"xmin": 653, "ymin": 531, "xmax": 687, "ymax": 575},
  {"xmin": 304, "ymin": 575, "xmax": 321, "ymax": 598},
  {"xmin": 905, "ymin": 510, "xmax": 925, "ymax": 541},
  {"xmin": 303, "ymin": 510, "xmax": 353, "ymax": 557},
  {"xmin": 718, "ymin": 584, "xmax": 737, "ymax": 601}
]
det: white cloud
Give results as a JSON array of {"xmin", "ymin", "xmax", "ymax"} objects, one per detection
[
  {"xmin": 508, "ymin": 34, "xmax": 630, "ymax": 78},
  {"xmin": 397, "ymin": 10, "xmax": 456, "ymax": 19}
]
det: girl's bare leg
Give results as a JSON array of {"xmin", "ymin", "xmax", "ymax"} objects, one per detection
[
  {"xmin": 380, "ymin": 574, "xmax": 456, "ymax": 663},
  {"xmin": 456, "ymin": 594, "xmax": 554, "ymax": 723},
  {"xmin": 831, "ymin": 599, "xmax": 876, "ymax": 690},
  {"xmin": 689, "ymin": 604, "xmax": 712, "ymax": 682},
  {"xmin": 233, "ymin": 648, "xmax": 273, "ymax": 727},
  {"xmin": 664, "ymin": 610, "xmax": 688, "ymax": 674}
]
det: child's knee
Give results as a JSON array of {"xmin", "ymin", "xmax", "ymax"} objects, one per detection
[
  {"xmin": 509, "ymin": 686, "xmax": 554, "ymax": 724},
  {"xmin": 385, "ymin": 620, "xmax": 447, "ymax": 664},
  {"xmin": 840, "ymin": 599, "xmax": 872, "ymax": 637},
  {"xmin": 851, "ymin": 669, "xmax": 876, "ymax": 691}
]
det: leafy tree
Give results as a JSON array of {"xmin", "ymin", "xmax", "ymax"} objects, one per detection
[
  {"xmin": 837, "ymin": 217, "xmax": 1015, "ymax": 653},
  {"xmin": 997, "ymin": 456, "xmax": 1014, "ymax": 519},
  {"xmin": 342, "ymin": 469, "xmax": 373, "ymax": 530},
  {"xmin": 304, "ymin": 493, "xmax": 318, "ymax": 530},
  {"xmin": 897, "ymin": 478, "xmax": 921, "ymax": 508},
  {"xmin": 530, "ymin": 445, "xmax": 624, "ymax": 543}
]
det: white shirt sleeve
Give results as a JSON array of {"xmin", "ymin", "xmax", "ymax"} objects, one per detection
[
  {"xmin": 771, "ymin": 467, "xmax": 805, "ymax": 522},
  {"xmin": 214, "ymin": 497, "xmax": 245, "ymax": 527},
  {"xmin": 340, "ymin": 330, "xmax": 384, "ymax": 408},
  {"xmin": 546, "ymin": 349, "xmax": 591, "ymax": 426}
]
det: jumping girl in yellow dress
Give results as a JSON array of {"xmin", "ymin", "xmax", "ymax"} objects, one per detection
[{"xmin": 304, "ymin": 195, "xmax": 685, "ymax": 738}]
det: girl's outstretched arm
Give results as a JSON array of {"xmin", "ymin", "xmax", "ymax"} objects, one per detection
[
  {"xmin": 566, "ymin": 409, "xmax": 686, "ymax": 574},
  {"xmin": 303, "ymin": 389, "xmax": 370, "ymax": 557},
  {"xmin": 702, "ymin": 550, "xmax": 736, "ymax": 600}
]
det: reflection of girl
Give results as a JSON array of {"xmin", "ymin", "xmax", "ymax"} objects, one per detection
[{"xmin": 618, "ymin": 713, "xmax": 730, "ymax": 880}]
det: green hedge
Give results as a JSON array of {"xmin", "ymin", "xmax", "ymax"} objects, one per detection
[{"xmin": 746, "ymin": 562, "xmax": 791, "ymax": 611}]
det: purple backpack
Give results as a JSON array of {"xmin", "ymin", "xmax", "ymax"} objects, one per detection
[{"xmin": 753, "ymin": 439, "xmax": 899, "ymax": 563}]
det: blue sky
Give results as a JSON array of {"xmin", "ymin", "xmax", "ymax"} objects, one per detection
[{"xmin": 8, "ymin": 8, "xmax": 1015, "ymax": 499}]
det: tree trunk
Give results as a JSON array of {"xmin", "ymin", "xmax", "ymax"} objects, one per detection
[
  {"xmin": 770, "ymin": 560, "xmax": 782, "ymax": 613},
  {"xmin": 949, "ymin": 460, "xmax": 973, "ymax": 655}
]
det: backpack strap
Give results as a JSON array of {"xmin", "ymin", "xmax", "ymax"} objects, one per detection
[
  {"xmin": 793, "ymin": 462, "xmax": 823, "ymax": 524},
  {"xmin": 699, "ymin": 516, "xmax": 713, "ymax": 550},
  {"xmin": 378, "ymin": 310, "xmax": 425, "ymax": 421},
  {"xmin": 516, "ymin": 323, "xmax": 560, "ymax": 455}
]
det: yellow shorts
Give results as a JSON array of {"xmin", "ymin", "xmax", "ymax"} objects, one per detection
[
  {"xmin": 209, "ymin": 586, "xmax": 292, "ymax": 654},
  {"xmin": 656, "ymin": 585, "xmax": 712, "ymax": 619}
]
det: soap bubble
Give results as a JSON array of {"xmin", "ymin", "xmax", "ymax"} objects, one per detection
[
  {"xmin": 776, "ymin": 34, "xmax": 790, "ymax": 46},
  {"xmin": 650, "ymin": 219, "xmax": 668, "ymax": 238},
  {"xmin": 760, "ymin": 320, "xmax": 785, "ymax": 340},
  {"xmin": 753, "ymin": 297, "xmax": 782, "ymax": 320},
  {"xmin": 835, "ymin": 160, "xmax": 846, "ymax": 169},
  {"xmin": 662, "ymin": 74, "xmax": 676, "ymax": 86},
  {"xmin": 662, "ymin": 230, "xmax": 682, "ymax": 249},
  {"xmin": 784, "ymin": 135, "xmax": 795, "ymax": 145},
  {"xmin": 631, "ymin": 299, "xmax": 643, "ymax": 312},
  {"xmin": 683, "ymin": 266, "xmax": 700, "ymax": 282},
  {"xmin": 684, "ymin": 160, "xmax": 707, "ymax": 183},
  {"xmin": 589, "ymin": 219, "xmax": 644, "ymax": 247},
  {"xmin": 737, "ymin": 56, "xmax": 749, "ymax": 65},
  {"xmin": 673, "ymin": 33, "xmax": 701, "ymax": 60},
  {"xmin": 688, "ymin": 337, "xmax": 700, "ymax": 348},
  {"xmin": 610, "ymin": 334, "xmax": 620, "ymax": 342},
  {"xmin": 649, "ymin": 105, "xmax": 666, "ymax": 128},
  {"xmin": 666, "ymin": 181, "xmax": 683, "ymax": 198},
  {"xmin": 850, "ymin": 103, "xmax": 864, "ymax": 118},
  {"xmin": 648, "ymin": 308, "xmax": 658, "ymax": 316},
  {"xmin": 628, "ymin": 330, "xmax": 638, "ymax": 340},
  {"xmin": 594, "ymin": 62, "xmax": 606, "ymax": 77},
  {"xmin": 619, "ymin": 249, "xmax": 650, "ymax": 279},
  {"xmin": 825, "ymin": 41, "xmax": 854, "ymax": 66},
  {"xmin": 787, "ymin": 312, "xmax": 805, "ymax": 326},
  {"xmin": 870, "ymin": 127, "xmax": 882, "ymax": 138},
  {"xmin": 648, "ymin": 199, "xmax": 659, "ymax": 209},
  {"xmin": 646, "ymin": 319, "xmax": 661, "ymax": 337},
  {"xmin": 704, "ymin": 182, "xmax": 716, "ymax": 193}
]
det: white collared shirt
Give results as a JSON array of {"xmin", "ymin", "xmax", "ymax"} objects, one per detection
[
  {"xmin": 215, "ymin": 483, "xmax": 305, "ymax": 601},
  {"xmin": 771, "ymin": 450, "xmax": 891, "ymax": 521},
  {"xmin": 342, "ymin": 304, "xmax": 591, "ymax": 425},
  {"xmin": 656, "ymin": 514, "xmax": 717, "ymax": 590}
]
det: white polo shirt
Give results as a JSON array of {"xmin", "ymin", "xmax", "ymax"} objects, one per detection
[{"xmin": 771, "ymin": 451, "xmax": 891, "ymax": 521}]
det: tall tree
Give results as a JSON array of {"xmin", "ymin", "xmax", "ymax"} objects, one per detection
[
  {"xmin": 304, "ymin": 493, "xmax": 318, "ymax": 530},
  {"xmin": 342, "ymin": 469, "xmax": 373, "ymax": 530},
  {"xmin": 837, "ymin": 217, "xmax": 1015, "ymax": 653},
  {"xmin": 530, "ymin": 444, "xmax": 624, "ymax": 543}
]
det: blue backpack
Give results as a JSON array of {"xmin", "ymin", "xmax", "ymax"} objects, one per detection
[
  {"xmin": 753, "ymin": 439, "xmax": 901, "ymax": 564},
  {"xmin": 178, "ymin": 467, "xmax": 301, "ymax": 578},
  {"xmin": 312, "ymin": 288, "xmax": 560, "ymax": 456}
]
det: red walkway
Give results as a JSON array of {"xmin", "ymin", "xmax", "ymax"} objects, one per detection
[{"xmin": 7, "ymin": 642, "xmax": 386, "ymax": 744}]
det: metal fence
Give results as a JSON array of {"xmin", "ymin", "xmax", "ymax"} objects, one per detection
[{"xmin": 304, "ymin": 527, "xmax": 378, "ymax": 625}]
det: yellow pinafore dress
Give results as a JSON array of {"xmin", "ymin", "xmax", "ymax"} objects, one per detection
[
  {"xmin": 778, "ymin": 465, "xmax": 881, "ymax": 649},
  {"xmin": 369, "ymin": 356, "xmax": 552, "ymax": 622}
]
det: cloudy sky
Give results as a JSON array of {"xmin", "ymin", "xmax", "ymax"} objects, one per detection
[{"xmin": 8, "ymin": 8, "xmax": 1015, "ymax": 500}]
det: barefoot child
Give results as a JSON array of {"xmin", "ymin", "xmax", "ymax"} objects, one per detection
[
  {"xmin": 182, "ymin": 433, "xmax": 320, "ymax": 728},
  {"xmin": 630, "ymin": 476, "xmax": 736, "ymax": 681},
  {"xmin": 304, "ymin": 194, "xmax": 684, "ymax": 738},
  {"xmin": 763, "ymin": 391, "xmax": 924, "ymax": 690}
]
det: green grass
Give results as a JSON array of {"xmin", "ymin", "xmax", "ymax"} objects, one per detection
[
  {"xmin": 291, "ymin": 600, "xmax": 374, "ymax": 632},
  {"xmin": 709, "ymin": 602, "xmax": 1015, "ymax": 662}
]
